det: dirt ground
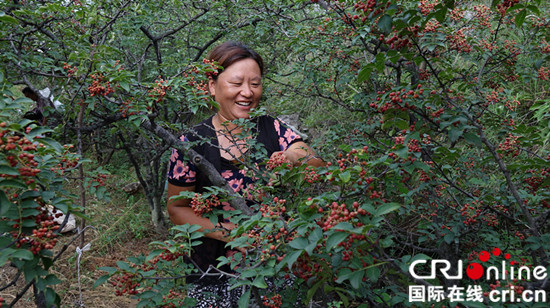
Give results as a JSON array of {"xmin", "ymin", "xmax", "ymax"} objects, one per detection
[{"xmin": 1, "ymin": 224, "xmax": 158, "ymax": 308}]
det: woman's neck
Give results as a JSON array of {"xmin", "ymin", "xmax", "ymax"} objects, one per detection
[{"xmin": 213, "ymin": 112, "xmax": 241, "ymax": 134}]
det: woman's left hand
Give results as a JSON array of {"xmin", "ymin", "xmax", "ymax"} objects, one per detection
[{"xmin": 271, "ymin": 141, "xmax": 324, "ymax": 167}]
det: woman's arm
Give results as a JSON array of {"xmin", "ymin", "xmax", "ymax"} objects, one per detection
[
  {"xmin": 277, "ymin": 141, "xmax": 324, "ymax": 167},
  {"xmin": 167, "ymin": 183, "xmax": 237, "ymax": 242}
]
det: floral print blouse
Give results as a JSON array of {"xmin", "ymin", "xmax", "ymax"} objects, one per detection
[{"xmin": 167, "ymin": 116, "xmax": 302, "ymax": 196}]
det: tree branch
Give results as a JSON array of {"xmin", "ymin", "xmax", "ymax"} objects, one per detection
[{"xmin": 140, "ymin": 119, "xmax": 253, "ymax": 216}]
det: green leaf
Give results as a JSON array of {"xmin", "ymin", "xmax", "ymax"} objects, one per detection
[
  {"xmin": 98, "ymin": 266, "xmax": 118, "ymax": 274},
  {"xmin": 0, "ymin": 165, "xmax": 19, "ymax": 176},
  {"xmin": 251, "ymin": 276, "xmax": 268, "ymax": 288},
  {"xmin": 366, "ymin": 265, "xmax": 380, "ymax": 282},
  {"xmin": 0, "ymin": 179, "xmax": 27, "ymax": 189},
  {"xmin": 116, "ymin": 261, "xmax": 131, "ymax": 271},
  {"xmin": 11, "ymin": 249, "xmax": 34, "ymax": 261},
  {"xmin": 332, "ymin": 222, "xmax": 355, "ymax": 232},
  {"xmin": 93, "ymin": 274, "xmax": 110, "ymax": 289},
  {"xmin": 27, "ymin": 126, "xmax": 53, "ymax": 139},
  {"xmin": 277, "ymin": 250, "xmax": 302, "ymax": 271},
  {"xmin": 326, "ymin": 232, "xmax": 349, "ymax": 250},
  {"xmin": 357, "ymin": 65, "xmax": 373, "ymax": 83},
  {"xmin": 377, "ymin": 15, "xmax": 392, "ymax": 34},
  {"xmin": 349, "ymin": 270, "xmax": 364, "ymax": 289},
  {"xmin": 375, "ymin": 202, "xmax": 401, "ymax": 216},
  {"xmin": 120, "ymin": 81, "xmax": 130, "ymax": 92},
  {"xmin": 434, "ymin": 8, "xmax": 447, "ymax": 23},
  {"xmin": 237, "ymin": 289, "xmax": 251, "ymax": 308},
  {"xmin": 288, "ymin": 237, "xmax": 308, "ymax": 250},
  {"xmin": 0, "ymin": 190, "xmax": 13, "ymax": 216},
  {"xmin": 0, "ymin": 12, "xmax": 18, "ymax": 24},
  {"xmin": 374, "ymin": 53, "xmax": 386, "ymax": 73},
  {"xmin": 339, "ymin": 170, "xmax": 351, "ymax": 183},
  {"xmin": 515, "ymin": 9, "xmax": 527, "ymax": 27},
  {"xmin": 45, "ymin": 274, "xmax": 62, "ymax": 285},
  {"xmin": 526, "ymin": 5, "xmax": 540, "ymax": 15},
  {"xmin": 145, "ymin": 249, "xmax": 163, "ymax": 262},
  {"xmin": 444, "ymin": 232, "xmax": 454, "ymax": 244},
  {"xmin": 336, "ymin": 268, "xmax": 364, "ymax": 288},
  {"xmin": 306, "ymin": 279, "xmax": 326, "ymax": 303},
  {"xmin": 463, "ymin": 132, "xmax": 482, "ymax": 147},
  {"xmin": 45, "ymin": 287, "xmax": 60, "ymax": 307},
  {"xmin": 36, "ymin": 137, "xmax": 63, "ymax": 152},
  {"xmin": 448, "ymin": 127, "xmax": 463, "ymax": 143},
  {"xmin": 443, "ymin": 0, "xmax": 455, "ymax": 8}
]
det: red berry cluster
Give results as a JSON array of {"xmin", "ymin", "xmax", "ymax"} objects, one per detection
[
  {"xmin": 316, "ymin": 201, "xmax": 367, "ymax": 232},
  {"xmin": 303, "ymin": 166, "xmax": 321, "ymax": 184},
  {"xmin": 148, "ymin": 77, "xmax": 171, "ymax": 103},
  {"xmin": 259, "ymin": 196, "xmax": 287, "ymax": 218},
  {"xmin": 328, "ymin": 147, "xmax": 376, "ymax": 189},
  {"xmin": 118, "ymin": 99, "xmax": 137, "ymax": 118},
  {"xmin": 190, "ymin": 193, "xmax": 221, "ymax": 216},
  {"xmin": 378, "ymin": 24, "xmax": 420, "ymax": 50},
  {"xmin": 347, "ymin": 0, "xmax": 386, "ymax": 24},
  {"xmin": 417, "ymin": 170, "xmax": 430, "ymax": 182},
  {"xmin": 0, "ymin": 128, "xmax": 41, "ymax": 186},
  {"xmin": 202, "ymin": 58, "xmax": 219, "ymax": 79},
  {"xmin": 88, "ymin": 73, "xmax": 114, "ymax": 97},
  {"xmin": 504, "ymin": 98, "xmax": 520, "ymax": 111},
  {"xmin": 447, "ymin": 29, "xmax": 472, "ymax": 53},
  {"xmin": 419, "ymin": 0, "xmax": 438, "ymax": 16},
  {"xmin": 473, "ymin": 5, "xmax": 492, "ymax": 29},
  {"xmin": 262, "ymin": 294, "xmax": 282, "ymax": 308},
  {"xmin": 541, "ymin": 41, "xmax": 550, "ymax": 54},
  {"xmin": 496, "ymin": 0, "xmax": 520, "ymax": 16},
  {"xmin": 291, "ymin": 254, "xmax": 327, "ymax": 281},
  {"xmin": 141, "ymin": 248, "xmax": 186, "ymax": 273},
  {"xmin": 449, "ymin": 7, "xmax": 464, "ymax": 22},
  {"xmin": 183, "ymin": 66, "xmax": 210, "ymax": 100},
  {"xmin": 524, "ymin": 168, "xmax": 549, "ymax": 194},
  {"xmin": 498, "ymin": 133, "xmax": 520, "ymax": 157},
  {"xmin": 266, "ymin": 152, "xmax": 292, "ymax": 170},
  {"xmin": 485, "ymin": 88, "xmax": 503, "ymax": 104},
  {"xmin": 538, "ymin": 66, "xmax": 549, "ymax": 81},
  {"xmin": 460, "ymin": 202, "xmax": 482, "ymax": 226},
  {"xmin": 369, "ymin": 84, "xmax": 424, "ymax": 113},
  {"xmin": 160, "ymin": 289, "xmax": 184, "ymax": 308},
  {"xmin": 423, "ymin": 19, "xmax": 441, "ymax": 33},
  {"xmin": 112, "ymin": 272, "xmax": 140, "ymax": 296},
  {"xmin": 49, "ymin": 145, "xmax": 79, "ymax": 176},
  {"xmin": 63, "ymin": 62, "xmax": 78, "ymax": 77},
  {"xmin": 15, "ymin": 207, "xmax": 60, "ymax": 254},
  {"xmin": 428, "ymin": 106, "xmax": 444, "ymax": 119}
]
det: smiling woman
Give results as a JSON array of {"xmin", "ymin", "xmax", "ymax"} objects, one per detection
[{"xmin": 166, "ymin": 41, "xmax": 323, "ymax": 307}]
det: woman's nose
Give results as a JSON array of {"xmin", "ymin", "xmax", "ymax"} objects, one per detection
[{"xmin": 240, "ymin": 84, "xmax": 253, "ymax": 97}]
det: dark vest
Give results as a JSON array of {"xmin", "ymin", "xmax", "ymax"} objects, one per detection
[
  {"xmin": 183, "ymin": 114, "xmax": 280, "ymax": 276},
  {"xmin": 186, "ymin": 114, "xmax": 280, "ymax": 192}
]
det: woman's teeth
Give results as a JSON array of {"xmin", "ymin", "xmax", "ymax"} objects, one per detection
[{"xmin": 236, "ymin": 102, "xmax": 251, "ymax": 106}]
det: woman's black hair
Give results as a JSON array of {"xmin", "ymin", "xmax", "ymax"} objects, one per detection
[{"xmin": 207, "ymin": 41, "xmax": 264, "ymax": 79}]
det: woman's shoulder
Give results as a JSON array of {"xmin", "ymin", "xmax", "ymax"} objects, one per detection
[{"xmin": 184, "ymin": 115, "xmax": 216, "ymax": 142}]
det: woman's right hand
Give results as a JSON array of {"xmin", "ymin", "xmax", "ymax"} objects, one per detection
[{"xmin": 167, "ymin": 183, "xmax": 237, "ymax": 243}]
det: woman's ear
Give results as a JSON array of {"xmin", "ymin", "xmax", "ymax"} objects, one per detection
[{"xmin": 208, "ymin": 77, "xmax": 216, "ymax": 97}]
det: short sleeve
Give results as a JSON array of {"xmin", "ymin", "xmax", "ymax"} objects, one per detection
[
  {"xmin": 273, "ymin": 117, "xmax": 303, "ymax": 151},
  {"xmin": 167, "ymin": 135, "xmax": 197, "ymax": 186}
]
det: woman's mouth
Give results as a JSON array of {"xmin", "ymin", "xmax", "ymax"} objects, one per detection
[{"xmin": 236, "ymin": 101, "xmax": 252, "ymax": 107}]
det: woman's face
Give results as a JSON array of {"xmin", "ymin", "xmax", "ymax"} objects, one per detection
[{"xmin": 208, "ymin": 58, "xmax": 262, "ymax": 121}]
